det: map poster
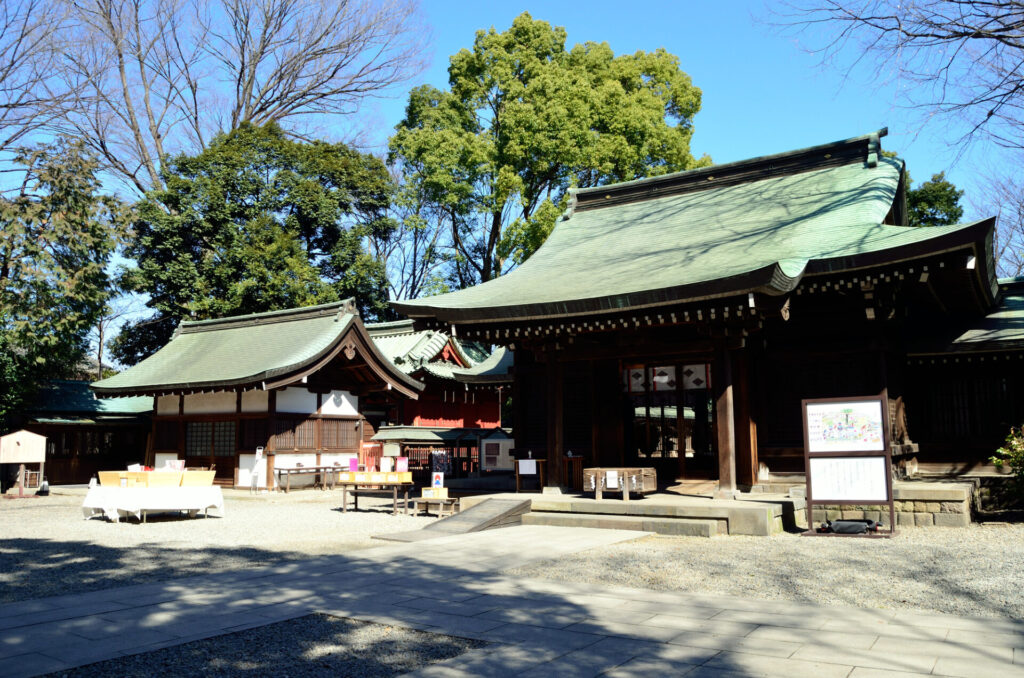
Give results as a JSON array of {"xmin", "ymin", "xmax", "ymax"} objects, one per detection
[{"xmin": 805, "ymin": 400, "xmax": 885, "ymax": 453}]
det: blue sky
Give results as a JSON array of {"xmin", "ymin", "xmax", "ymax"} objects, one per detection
[{"xmin": 356, "ymin": 1, "xmax": 994, "ymax": 215}]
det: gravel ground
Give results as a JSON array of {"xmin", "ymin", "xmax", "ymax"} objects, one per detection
[
  {"xmin": 503, "ymin": 526, "xmax": 1024, "ymax": 620},
  {"xmin": 0, "ymin": 487, "xmax": 435, "ymax": 604},
  {"xmin": 5, "ymin": 487, "xmax": 1024, "ymax": 621},
  {"xmin": 41, "ymin": 613, "xmax": 485, "ymax": 678}
]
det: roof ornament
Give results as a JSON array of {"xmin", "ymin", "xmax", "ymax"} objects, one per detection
[{"xmin": 866, "ymin": 128, "xmax": 887, "ymax": 168}]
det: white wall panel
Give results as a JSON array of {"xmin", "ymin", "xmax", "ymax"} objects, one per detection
[
  {"xmin": 241, "ymin": 390, "xmax": 268, "ymax": 413},
  {"xmin": 238, "ymin": 453, "xmax": 267, "ymax": 488},
  {"xmin": 319, "ymin": 390, "xmax": 358, "ymax": 416},
  {"xmin": 156, "ymin": 395, "xmax": 179, "ymax": 416},
  {"xmin": 320, "ymin": 452, "xmax": 357, "ymax": 468},
  {"xmin": 276, "ymin": 387, "xmax": 318, "ymax": 414},
  {"xmin": 183, "ymin": 391, "xmax": 235, "ymax": 414}
]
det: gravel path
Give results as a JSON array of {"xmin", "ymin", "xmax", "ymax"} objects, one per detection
[
  {"xmin": 503, "ymin": 526, "xmax": 1024, "ymax": 620},
  {"xmin": 0, "ymin": 487, "xmax": 434, "ymax": 604},
  {"xmin": 41, "ymin": 614, "xmax": 485, "ymax": 678},
  {"xmin": 5, "ymin": 488, "xmax": 1024, "ymax": 621}
]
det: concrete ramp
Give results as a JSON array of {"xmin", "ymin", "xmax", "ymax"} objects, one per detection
[{"xmin": 374, "ymin": 498, "xmax": 531, "ymax": 542}]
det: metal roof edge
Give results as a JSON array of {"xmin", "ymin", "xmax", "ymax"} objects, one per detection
[
  {"xmin": 365, "ymin": 318, "xmax": 416, "ymax": 336},
  {"xmin": 178, "ymin": 299, "xmax": 357, "ymax": 334},
  {"xmin": 391, "ymin": 263, "xmax": 794, "ymax": 325},
  {"xmin": 572, "ymin": 128, "xmax": 890, "ymax": 211}
]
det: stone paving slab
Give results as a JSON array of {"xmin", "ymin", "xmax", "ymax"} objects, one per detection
[{"xmin": 1, "ymin": 525, "xmax": 1023, "ymax": 678}]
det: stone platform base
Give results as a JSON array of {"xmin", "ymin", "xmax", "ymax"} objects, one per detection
[{"xmin": 800, "ymin": 482, "xmax": 973, "ymax": 528}]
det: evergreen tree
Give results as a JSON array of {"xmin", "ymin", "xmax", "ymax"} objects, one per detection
[
  {"xmin": 0, "ymin": 139, "xmax": 126, "ymax": 429},
  {"xmin": 389, "ymin": 12, "xmax": 708, "ymax": 289},
  {"xmin": 907, "ymin": 171, "xmax": 964, "ymax": 228},
  {"xmin": 112, "ymin": 123, "xmax": 396, "ymax": 365}
]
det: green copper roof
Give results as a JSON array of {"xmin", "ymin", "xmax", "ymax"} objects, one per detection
[
  {"xmin": 32, "ymin": 380, "xmax": 152, "ymax": 414},
  {"xmin": 951, "ymin": 280, "xmax": 1024, "ymax": 351},
  {"xmin": 451, "ymin": 347, "xmax": 514, "ymax": 384},
  {"xmin": 368, "ymin": 320, "xmax": 453, "ymax": 374},
  {"xmin": 393, "ymin": 131, "xmax": 994, "ymax": 323},
  {"xmin": 93, "ymin": 301, "xmax": 423, "ymax": 397},
  {"xmin": 367, "ymin": 318, "xmax": 495, "ymax": 382},
  {"xmin": 371, "ymin": 425, "xmax": 511, "ymax": 444}
]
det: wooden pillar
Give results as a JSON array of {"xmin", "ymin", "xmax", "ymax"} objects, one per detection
[
  {"xmin": 733, "ymin": 349, "xmax": 759, "ymax": 487},
  {"xmin": 177, "ymin": 395, "xmax": 185, "ymax": 460},
  {"xmin": 714, "ymin": 342, "xmax": 737, "ymax": 498},
  {"xmin": 267, "ymin": 390, "xmax": 277, "ymax": 490},
  {"xmin": 546, "ymin": 352, "xmax": 564, "ymax": 487}
]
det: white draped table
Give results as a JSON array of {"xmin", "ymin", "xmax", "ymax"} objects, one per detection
[{"xmin": 82, "ymin": 486, "xmax": 225, "ymax": 523}]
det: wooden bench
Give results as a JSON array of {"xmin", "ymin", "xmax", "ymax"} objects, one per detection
[{"xmin": 411, "ymin": 497, "xmax": 459, "ymax": 517}]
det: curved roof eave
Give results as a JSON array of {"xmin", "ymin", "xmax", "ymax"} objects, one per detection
[
  {"xmin": 393, "ymin": 260, "xmax": 805, "ymax": 324},
  {"xmin": 262, "ymin": 317, "xmax": 424, "ymax": 398},
  {"xmin": 393, "ymin": 219, "xmax": 997, "ymax": 325}
]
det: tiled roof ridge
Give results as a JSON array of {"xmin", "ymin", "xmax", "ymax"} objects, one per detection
[
  {"xmin": 569, "ymin": 128, "xmax": 890, "ymax": 215},
  {"xmin": 176, "ymin": 299, "xmax": 357, "ymax": 335}
]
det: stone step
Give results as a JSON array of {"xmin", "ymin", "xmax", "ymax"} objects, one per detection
[{"xmin": 521, "ymin": 511, "xmax": 720, "ymax": 537}]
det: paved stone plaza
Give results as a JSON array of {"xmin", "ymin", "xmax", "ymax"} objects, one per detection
[{"xmin": 1, "ymin": 526, "xmax": 1023, "ymax": 677}]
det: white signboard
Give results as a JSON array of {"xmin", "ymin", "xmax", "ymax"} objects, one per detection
[
  {"xmin": 806, "ymin": 400, "xmax": 885, "ymax": 453},
  {"xmin": 809, "ymin": 456, "xmax": 888, "ymax": 502}
]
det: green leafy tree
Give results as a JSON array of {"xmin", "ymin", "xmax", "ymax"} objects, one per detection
[
  {"xmin": 907, "ymin": 171, "xmax": 964, "ymax": 228},
  {"xmin": 0, "ymin": 139, "xmax": 126, "ymax": 429},
  {"xmin": 112, "ymin": 122, "xmax": 396, "ymax": 365},
  {"xmin": 389, "ymin": 12, "xmax": 708, "ymax": 288}
]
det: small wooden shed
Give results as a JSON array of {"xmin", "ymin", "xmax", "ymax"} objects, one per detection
[{"xmin": 0, "ymin": 429, "xmax": 46, "ymax": 492}]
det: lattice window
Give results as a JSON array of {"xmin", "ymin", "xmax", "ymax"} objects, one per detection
[
  {"xmin": 294, "ymin": 419, "xmax": 316, "ymax": 449},
  {"xmin": 241, "ymin": 419, "xmax": 268, "ymax": 451},
  {"xmin": 212, "ymin": 421, "xmax": 236, "ymax": 457},
  {"xmin": 273, "ymin": 418, "xmax": 295, "ymax": 450},
  {"xmin": 185, "ymin": 422, "xmax": 212, "ymax": 456},
  {"xmin": 321, "ymin": 418, "xmax": 358, "ymax": 449}
]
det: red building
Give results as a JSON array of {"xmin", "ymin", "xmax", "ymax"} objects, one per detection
[{"xmin": 367, "ymin": 320, "xmax": 512, "ymax": 476}]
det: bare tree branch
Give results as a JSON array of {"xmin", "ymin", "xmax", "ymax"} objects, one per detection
[
  {"xmin": 974, "ymin": 163, "xmax": 1024, "ymax": 276},
  {"xmin": 0, "ymin": 0, "xmax": 73, "ymax": 155},
  {"xmin": 38, "ymin": 0, "xmax": 426, "ymax": 194},
  {"xmin": 779, "ymin": 1, "xmax": 1024, "ymax": 149}
]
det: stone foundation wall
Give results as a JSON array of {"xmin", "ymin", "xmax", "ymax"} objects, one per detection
[{"xmin": 805, "ymin": 483, "xmax": 973, "ymax": 528}]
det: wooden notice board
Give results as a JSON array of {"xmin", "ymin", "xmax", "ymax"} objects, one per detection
[{"xmin": 801, "ymin": 393, "xmax": 896, "ymax": 536}]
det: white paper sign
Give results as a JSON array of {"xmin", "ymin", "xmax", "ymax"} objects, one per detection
[
  {"xmin": 518, "ymin": 459, "xmax": 537, "ymax": 475},
  {"xmin": 809, "ymin": 456, "xmax": 888, "ymax": 502},
  {"xmin": 606, "ymin": 471, "xmax": 619, "ymax": 489},
  {"xmin": 806, "ymin": 401, "xmax": 885, "ymax": 453}
]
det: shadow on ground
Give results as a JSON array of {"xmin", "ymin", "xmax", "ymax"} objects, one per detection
[
  {"xmin": 0, "ymin": 535, "xmax": 767, "ymax": 678},
  {"xmin": 43, "ymin": 613, "xmax": 485, "ymax": 678},
  {"xmin": 0, "ymin": 538, "xmax": 309, "ymax": 604}
]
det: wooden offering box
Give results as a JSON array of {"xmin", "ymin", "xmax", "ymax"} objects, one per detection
[{"xmin": 583, "ymin": 467, "xmax": 657, "ymax": 500}]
